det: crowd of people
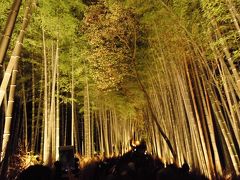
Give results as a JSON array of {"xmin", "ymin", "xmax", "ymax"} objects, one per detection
[{"xmin": 16, "ymin": 140, "xmax": 239, "ymax": 180}]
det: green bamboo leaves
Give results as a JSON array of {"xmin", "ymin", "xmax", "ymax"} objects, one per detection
[{"xmin": 83, "ymin": 2, "xmax": 139, "ymax": 91}]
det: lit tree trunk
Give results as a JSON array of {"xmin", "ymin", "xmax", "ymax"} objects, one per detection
[
  {"xmin": 3, "ymin": 64, "xmax": 8, "ymax": 115},
  {"xmin": 112, "ymin": 108, "xmax": 119, "ymax": 155},
  {"xmin": 0, "ymin": 0, "xmax": 35, "ymax": 108},
  {"xmin": 191, "ymin": 61, "xmax": 223, "ymax": 176},
  {"xmin": 22, "ymin": 81, "xmax": 28, "ymax": 152},
  {"xmin": 84, "ymin": 76, "xmax": 91, "ymax": 157},
  {"xmin": 226, "ymin": 2, "xmax": 240, "ymax": 36},
  {"xmin": 102, "ymin": 107, "xmax": 109, "ymax": 157},
  {"xmin": 31, "ymin": 62, "xmax": 35, "ymax": 153},
  {"xmin": 211, "ymin": 44, "xmax": 240, "ymax": 149},
  {"xmin": 226, "ymin": 0, "xmax": 240, "ymax": 33},
  {"xmin": 56, "ymin": 49, "xmax": 60, "ymax": 160},
  {"xmin": 64, "ymin": 104, "xmax": 68, "ymax": 146},
  {"xmin": 0, "ymin": 0, "xmax": 35, "ymax": 161},
  {"xmin": 132, "ymin": 29, "xmax": 177, "ymax": 161},
  {"xmin": 211, "ymin": 19, "xmax": 240, "ymax": 93},
  {"xmin": 184, "ymin": 60, "xmax": 213, "ymax": 177},
  {"xmin": 98, "ymin": 110, "xmax": 104, "ymax": 154},
  {"xmin": 202, "ymin": 78, "xmax": 223, "ymax": 176},
  {"xmin": 74, "ymin": 108, "xmax": 79, "ymax": 153},
  {"xmin": 35, "ymin": 68, "xmax": 43, "ymax": 154},
  {"xmin": 108, "ymin": 110, "xmax": 113, "ymax": 156},
  {"xmin": 0, "ymin": 0, "xmax": 22, "ymax": 65},
  {"xmin": 43, "ymin": 39, "xmax": 58, "ymax": 164},
  {"xmin": 206, "ymin": 81, "xmax": 240, "ymax": 174},
  {"xmin": 50, "ymin": 39, "xmax": 58, "ymax": 163},
  {"xmin": 71, "ymin": 54, "xmax": 75, "ymax": 147},
  {"xmin": 43, "ymin": 27, "xmax": 49, "ymax": 164},
  {"xmin": 1, "ymin": 61, "xmax": 18, "ymax": 161}
]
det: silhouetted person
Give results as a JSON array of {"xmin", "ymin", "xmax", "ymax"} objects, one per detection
[
  {"xmin": 17, "ymin": 165, "xmax": 52, "ymax": 180},
  {"xmin": 53, "ymin": 161, "xmax": 62, "ymax": 180},
  {"xmin": 135, "ymin": 139, "xmax": 147, "ymax": 154},
  {"xmin": 72, "ymin": 157, "xmax": 80, "ymax": 178}
]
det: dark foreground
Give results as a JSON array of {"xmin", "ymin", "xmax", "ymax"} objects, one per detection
[{"xmin": 13, "ymin": 144, "xmax": 240, "ymax": 180}]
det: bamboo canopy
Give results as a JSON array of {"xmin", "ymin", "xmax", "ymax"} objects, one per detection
[{"xmin": 0, "ymin": 0, "xmax": 240, "ymax": 179}]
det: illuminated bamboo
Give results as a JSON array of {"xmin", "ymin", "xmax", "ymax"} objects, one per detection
[
  {"xmin": 56, "ymin": 47, "xmax": 59, "ymax": 160},
  {"xmin": 212, "ymin": 47, "xmax": 240, "ymax": 147},
  {"xmin": 51, "ymin": 39, "xmax": 58, "ymax": 163},
  {"xmin": 226, "ymin": 1, "xmax": 240, "ymax": 36},
  {"xmin": 102, "ymin": 105, "xmax": 109, "ymax": 157},
  {"xmin": 1, "ymin": 61, "xmax": 18, "ymax": 161},
  {"xmin": 31, "ymin": 62, "xmax": 35, "ymax": 153},
  {"xmin": 211, "ymin": 20, "xmax": 240, "ymax": 94},
  {"xmin": 193, "ymin": 62, "xmax": 223, "ymax": 176},
  {"xmin": 35, "ymin": 68, "xmax": 43, "ymax": 154},
  {"xmin": 184, "ymin": 59, "xmax": 212, "ymax": 177},
  {"xmin": 42, "ymin": 27, "xmax": 49, "ymax": 164},
  {"xmin": 206, "ymin": 80, "xmax": 239, "ymax": 174},
  {"xmin": 71, "ymin": 50, "xmax": 75, "ymax": 147},
  {"xmin": 22, "ymin": 81, "xmax": 28, "ymax": 152},
  {"xmin": 0, "ymin": 0, "xmax": 22, "ymax": 65},
  {"xmin": 84, "ymin": 75, "xmax": 91, "ymax": 157},
  {"xmin": 226, "ymin": 0, "xmax": 240, "ymax": 34},
  {"xmin": 0, "ymin": 0, "xmax": 35, "ymax": 161},
  {"xmin": 0, "ymin": 0, "xmax": 34, "ymax": 109}
]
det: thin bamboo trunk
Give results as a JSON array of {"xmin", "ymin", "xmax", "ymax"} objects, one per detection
[
  {"xmin": 105, "ymin": 107, "xmax": 110, "ymax": 156},
  {"xmin": 103, "ymin": 108, "xmax": 109, "ymax": 157},
  {"xmin": 99, "ymin": 110, "xmax": 104, "ymax": 155},
  {"xmin": 31, "ymin": 62, "xmax": 35, "ymax": 153},
  {"xmin": 22, "ymin": 81, "xmax": 28, "ymax": 152},
  {"xmin": 35, "ymin": 70, "xmax": 43, "ymax": 154},
  {"xmin": 1, "ymin": 61, "xmax": 18, "ymax": 161},
  {"xmin": 71, "ymin": 53, "xmax": 75, "ymax": 147},
  {"xmin": 84, "ymin": 76, "xmax": 91, "ymax": 157},
  {"xmin": 43, "ymin": 27, "xmax": 49, "ymax": 164},
  {"xmin": 74, "ymin": 109, "xmax": 79, "ymax": 153},
  {"xmin": 50, "ymin": 39, "xmax": 58, "ymax": 163},
  {"xmin": 91, "ymin": 108, "xmax": 94, "ymax": 155},
  {"xmin": 3, "ymin": 64, "xmax": 8, "ymax": 114},
  {"xmin": 56, "ymin": 50, "xmax": 59, "ymax": 160},
  {"xmin": 39, "ymin": 65, "xmax": 44, "ymax": 157},
  {"xmin": 64, "ymin": 105, "xmax": 67, "ymax": 146}
]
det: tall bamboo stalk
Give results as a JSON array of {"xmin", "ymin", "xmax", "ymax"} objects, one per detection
[
  {"xmin": 211, "ymin": 19, "xmax": 240, "ymax": 93},
  {"xmin": 22, "ymin": 81, "xmax": 28, "ymax": 152},
  {"xmin": 56, "ymin": 48, "xmax": 60, "ymax": 160},
  {"xmin": 1, "ymin": 61, "xmax": 18, "ymax": 161},
  {"xmin": 42, "ymin": 27, "xmax": 49, "ymax": 164},
  {"xmin": 71, "ymin": 51, "xmax": 75, "ymax": 147},
  {"xmin": 0, "ymin": 0, "xmax": 22, "ymax": 65},
  {"xmin": 0, "ymin": 0, "xmax": 35, "ymax": 108},
  {"xmin": 31, "ymin": 61, "xmax": 35, "ymax": 153},
  {"xmin": 0, "ymin": 0, "xmax": 35, "ymax": 162},
  {"xmin": 84, "ymin": 74, "xmax": 91, "ymax": 157},
  {"xmin": 50, "ymin": 39, "xmax": 58, "ymax": 163}
]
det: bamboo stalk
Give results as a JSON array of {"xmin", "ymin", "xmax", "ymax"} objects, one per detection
[{"xmin": 0, "ymin": 0, "xmax": 22, "ymax": 65}]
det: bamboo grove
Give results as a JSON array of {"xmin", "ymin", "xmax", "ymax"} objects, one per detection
[{"xmin": 0, "ymin": 0, "xmax": 239, "ymax": 179}]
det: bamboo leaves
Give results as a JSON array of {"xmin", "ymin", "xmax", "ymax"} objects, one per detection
[{"xmin": 83, "ymin": 2, "xmax": 139, "ymax": 91}]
